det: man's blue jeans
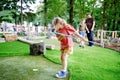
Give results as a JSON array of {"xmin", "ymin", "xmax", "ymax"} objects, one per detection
[{"xmin": 86, "ymin": 31, "xmax": 94, "ymax": 46}]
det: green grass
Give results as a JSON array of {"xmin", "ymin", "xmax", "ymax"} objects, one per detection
[
  {"xmin": 0, "ymin": 41, "xmax": 68, "ymax": 80},
  {"xmin": 44, "ymin": 39, "xmax": 120, "ymax": 80},
  {"xmin": 0, "ymin": 41, "xmax": 29, "ymax": 56},
  {"xmin": 0, "ymin": 39, "xmax": 120, "ymax": 80},
  {"xmin": 0, "ymin": 56, "xmax": 68, "ymax": 80}
]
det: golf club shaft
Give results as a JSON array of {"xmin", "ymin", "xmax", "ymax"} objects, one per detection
[{"xmin": 53, "ymin": 31, "xmax": 104, "ymax": 47}]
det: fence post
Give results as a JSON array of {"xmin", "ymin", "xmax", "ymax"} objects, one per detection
[
  {"xmin": 103, "ymin": 31, "xmax": 106, "ymax": 38},
  {"xmin": 112, "ymin": 31, "xmax": 114, "ymax": 38},
  {"xmin": 97, "ymin": 30, "xmax": 100, "ymax": 40},
  {"xmin": 115, "ymin": 31, "xmax": 117, "ymax": 38}
]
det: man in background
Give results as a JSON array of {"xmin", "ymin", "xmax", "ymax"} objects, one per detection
[{"xmin": 85, "ymin": 13, "xmax": 95, "ymax": 47}]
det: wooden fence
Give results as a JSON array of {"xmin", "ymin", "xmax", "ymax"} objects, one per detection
[{"xmin": 96, "ymin": 30, "xmax": 120, "ymax": 45}]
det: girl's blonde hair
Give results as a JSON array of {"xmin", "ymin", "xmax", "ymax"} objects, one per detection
[
  {"xmin": 62, "ymin": 19, "xmax": 67, "ymax": 26},
  {"xmin": 81, "ymin": 18, "xmax": 86, "ymax": 25},
  {"xmin": 52, "ymin": 17, "xmax": 67, "ymax": 30}
]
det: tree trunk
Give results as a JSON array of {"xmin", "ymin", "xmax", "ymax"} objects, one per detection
[
  {"xmin": 91, "ymin": 0, "xmax": 96, "ymax": 16},
  {"xmin": 20, "ymin": 0, "xmax": 23, "ymax": 25},
  {"xmin": 69, "ymin": 0, "xmax": 74, "ymax": 26},
  {"xmin": 13, "ymin": 1, "xmax": 17, "ymax": 25},
  {"xmin": 44, "ymin": 0, "xmax": 47, "ymax": 27},
  {"xmin": 102, "ymin": 0, "xmax": 106, "ymax": 30},
  {"xmin": 114, "ymin": 0, "xmax": 118, "ymax": 30}
]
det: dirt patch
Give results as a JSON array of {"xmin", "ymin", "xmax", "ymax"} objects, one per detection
[
  {"xmin": 95, "ymin": 40, "xmax": 120, "ymax": 52},
  {"xmin": 104, "ymin": 45, "xmax": 120, "ymax": 52}
]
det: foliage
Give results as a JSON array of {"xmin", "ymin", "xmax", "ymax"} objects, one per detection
[
  {"xmin": 0, "ymin": 0, "xmax": 36, "ymax": 23},
  {"xmin": 0, "ymin": 10, "xmax": 13, "ymax": 17},
  {"xmin": 43, "ymin": 0, "xmax": 68, "ymax": 25},
  {"xmin": 36, "ymin": 0, "xmax": 120, "ymax": 31},
  {"xmin": 103, "ymin": 0, "xmax": 120, "ymax": 31},
  {"xmin": 0, "ymin": 10, "xmax": 14, "ymax": 22},
  {"xmin": 0, "ymin": 0, "xmax": 120, "ymax": 31}
]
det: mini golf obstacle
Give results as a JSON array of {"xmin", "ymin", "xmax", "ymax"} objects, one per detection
[
  {"xmin": 18, "ymin": 38, "xmax": 55, "ymax": 55},
  {"xmin": 0, "ymin": 32, "xmax": 18, "ymax": 42},
  {"xmin": 4, "ymin": 34, "xmax": 18, "ymax": 42},
  {"xmin": 30, "ymin": 41, "xmax": 46, "ymax": 55}
]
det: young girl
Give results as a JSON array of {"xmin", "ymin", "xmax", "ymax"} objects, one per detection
[
  {"xmin": 52, "ymin": 17, "xmax": 86, "ymax": 78},
  {"xmin": 78, "ymin": 18, "xmax": 86, "ymax": 48}
]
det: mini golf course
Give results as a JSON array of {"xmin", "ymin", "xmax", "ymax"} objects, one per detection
[
  {"xmin": 0, "ymin": 41, "xmax": 68, "ymax": 80},
  {"xmin": 0, "ymin": 39, "xmax": 120, "ymax": 80}
]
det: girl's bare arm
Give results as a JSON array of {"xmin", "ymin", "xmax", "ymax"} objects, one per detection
[{"xmin": 74, "ymin": 31, "xmax": 87, "ymax": 42}]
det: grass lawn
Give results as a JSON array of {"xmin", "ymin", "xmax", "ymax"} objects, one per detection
[
  {"xmin": 0, "ymin": 39, "xmax": 120, "ymax": 80},
  {"xmin": 0, "ymin": 56, "xmax": 68, "ymax": 80},
  {"xmin": 0, "ymin": 41, "xmax": 68, "ymax": 80},
  {"xmin": 0, "ymin": 41, "xmax": 29, "ymax": 56},
  {"xmin": 43, "ymin": 38, "xmax": 120, "ymax": 80}
]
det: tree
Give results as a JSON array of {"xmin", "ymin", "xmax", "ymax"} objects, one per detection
[
  {"xmin": 69, "ymin": 0, "xmax": 74, "ymax": 26},
  {"xmin": 0, "ymin": 0, "xmax": 35, "ymax": 24},
  {"xmin": 44, "ymin": 0, "xmax": 47, "ymax": 26},
  {"xmin": 100, "ymin": 0, "xmax": 120, "ymax": 31},
  {"xmin": 0, "ymin": 0, "xmax": 19, "ymax": 23},
  {"xmin": 37, "ymin": 0, "xmax": 67, "ymax": 26},
  {"xmin": 102, "ymin": 0, "xmax": 106, "ymax": 30}
]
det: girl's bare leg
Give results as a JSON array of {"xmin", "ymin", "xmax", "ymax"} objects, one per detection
[{"xmin": 61, "ymin": 53, "xmax": 68, "ymax": 71}]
